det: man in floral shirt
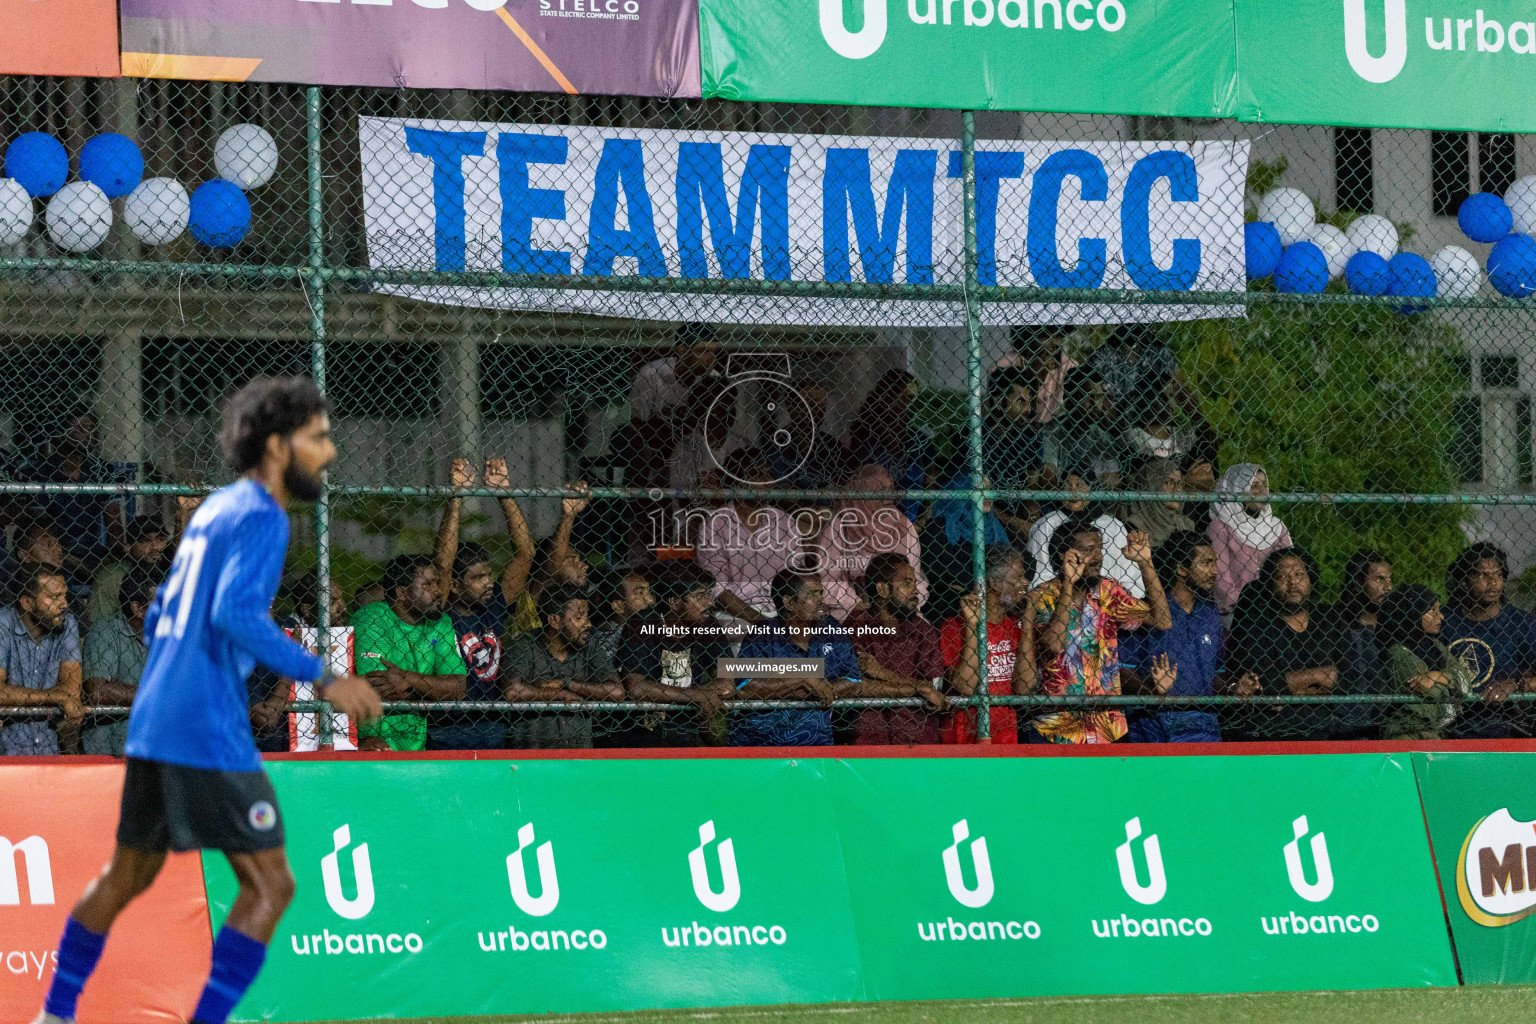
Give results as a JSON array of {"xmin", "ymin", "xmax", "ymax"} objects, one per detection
[{"xmin": 1030, "ymin": 516, "xmax": 1171, "ymax": 743}]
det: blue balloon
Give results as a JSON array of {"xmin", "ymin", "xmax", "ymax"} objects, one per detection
[
  {"xmin": 79, "ymin": 133, "xmax": 144, "ymax": 200},
  {"xmin": 188, "ymin": 179, "xmax": 251, "ymax": 248},
  {"xmin": 1344, "ymin": 251, "xmax": 1391, "ymax": 295},
  {"xmin": 1244, "ymin": 221, "xmax": 1283, "ymax": 280},
  {"xmin": 1458, "ymin": 191, "xmax": 1514, "ymax": 244},
  {"xmin": 4, "ymin": 133, "xmax": 68, "ymax": 198},
  {"xmin": 1489, "ymin": 233, "xmax": 1536, "ymax": 299},
  {"xmin": 1388, "ymin": 252, "xmax": 1437, "ymax": 313},
  {"xmin": 1273, "ymin": 242, "xmax": 1329, "ymax": 294}
]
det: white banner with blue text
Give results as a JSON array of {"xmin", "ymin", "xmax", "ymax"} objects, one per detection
[{"xmin": 360, "ymin": 116, "xmax": 1249, "ymax": 326}]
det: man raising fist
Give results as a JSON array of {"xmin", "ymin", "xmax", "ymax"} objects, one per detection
[{"xmin": 1028, "ymin": 516, "xmax": 1171, "ymax": 744}]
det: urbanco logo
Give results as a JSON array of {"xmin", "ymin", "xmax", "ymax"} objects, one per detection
[
  {"xmin": 1343, "ymin": 0, "xmax": 1407, "ymax": 83},
  {"xmin": 942, "ymin": 820, "xmax": 994, "ymax": 909},
  {"xmin": 1283, "ymin": 815, "xmax": 1335, "ymax": 903},
  {"xmin": 0, "ymin": 834, "xmax": 54, "ymax": 906},
  {"xmin": 689, "ymin": 820, "xmax": 741, "ymax": 913},
  {"xmin": 819, "ymin": 0, "xmax": 888, "ymax": 59},
  {"xmin": 1115, "ymin": 817, "xmax": 1166, "ymax": 906},
  {"xmin": 507, "ymin": 822, "xmax": 560, "ymax": 917},
  {"xmin": 1456, "ymin": 808, "xmax": 1536, "ymax": 927},
  {"xmin": 321, "ymin": 824, "xmax": 376, "ymax": 920}
]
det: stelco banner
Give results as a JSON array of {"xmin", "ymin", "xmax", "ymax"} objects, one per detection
[
  {"xmin": 699, "ymin": 0, "xmax": 1239, "ymax": 116},
  {"xmin": 0, "ymin": 0, "xmax": 120, "ymax": 77},
  {"xmin": 1415, "ymin": 751, "xmax": 1536, "ymax": 985},
  {"xmin": 196, "ymin": 754, "xmax": 1453, "ymax": 1021},
  {"xmin": 360, "ymin": 117, "xmax": 1249, "ymax": 326},
  {"xmin": 1235, "ymin": 0, "xmax": 1536, "ymax": 133},
  {"xmin": 118, "ymin": 0, "xmax": 700, "ymax": 96},
  {"xmin": 0, "ymin": 765, "xmax": 210, "ymax": 1024}
]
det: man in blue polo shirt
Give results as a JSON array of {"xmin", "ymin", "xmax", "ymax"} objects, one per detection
[
  {"xmin": 1124, "ymin": 530, "xmax": 1223, "ymax": 743},
  {"xmin": 732, "ymin": 570, "xmax": 858, "ymax": 746}
]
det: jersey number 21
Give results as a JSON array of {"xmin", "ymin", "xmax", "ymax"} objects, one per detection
[{"xmin": 156, "ymin": 537, "xmax": 209, "ymax": 640}]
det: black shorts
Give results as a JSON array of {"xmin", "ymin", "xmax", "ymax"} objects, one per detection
[{"xmin": 117, "ymin": 758, "xmax": 286, "ymax": 854}]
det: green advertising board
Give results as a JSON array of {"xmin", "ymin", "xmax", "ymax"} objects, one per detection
[
  {"xmin": 701, "ymin": 1, "xmax": 1536, "ymax": 133},
  {"xmin": 699, "ymin": 0, "xmax": 1239, "ymax": 116},
  {"xmin": 1414, "ymin": 751, "xmax": 1536, "ymax": 985},
  {"xmin": 205, "ymin": 759, "xmax": 863, "ymax": 1020},
  {"xmin": 206, "ymin": 755, "xmax": 1455, "ymax": 1021},
  {"xmin": 1235, "ymin": 0, "xmax": 1536, "ymax": 132},
  {"xmin": 829, "ymin": 755, "xmax": 1454, "ymax": 999}
]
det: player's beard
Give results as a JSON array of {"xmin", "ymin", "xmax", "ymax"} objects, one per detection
[{"xmin": 284, "ymin": 461, "xmax": 325, "ymax": 503}]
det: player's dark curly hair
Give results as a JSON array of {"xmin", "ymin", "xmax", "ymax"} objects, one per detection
[{"xmin": 220, "ymin": 377, "xmax": 330, "ymax": 474}]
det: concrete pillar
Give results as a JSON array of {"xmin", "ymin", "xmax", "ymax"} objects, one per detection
[
  {"xmin": 107, "ymin": 78, "xmax": 143, "ymax": 262},
  {"xmin": 97, "ymin": 328, "xmax": 144, "ymax": 464}
]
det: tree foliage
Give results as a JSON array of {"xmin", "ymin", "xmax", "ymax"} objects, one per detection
[{"xmin": 1165, "ymin": 303, "xmax": 1468, "ymax": 599}]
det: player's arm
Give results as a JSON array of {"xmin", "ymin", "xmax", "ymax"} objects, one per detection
[
  {"xmin": 0, "ymin": 667, "xmax": 76, "ymax": 710},
  {"xmin": 375, "ymin": 660, "xmax": 467, "ymax": 701},
  {"xmin": 206, "ymin": 509, "xmax": 380, "ymax": 723},
  {"xmin": 485, "ymin": 458, "xmax": 535, "ymax": 605},
  {"xmin": 54, "ymin": 659, "xmax": 84, "ymax": 750},
  {"xmin": 433, "ymin": 458, "xmax": 474, "ymax": 608}
]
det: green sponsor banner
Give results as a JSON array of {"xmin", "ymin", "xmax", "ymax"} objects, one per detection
[
  {"xmin": 206, "ymin": 755, "xmax": 1455, "ymax": 1021},
  {"xmin": 699, "ymin": 0, "xmax": 1238, "ymax": 116},
  {"xmin": 828, "ymin": 754, "xmax": 1455, "ymax": 999},
  {"xmin": 1414, "ymin": 751, "xmax": 1536, "ymax": 984},
  {"xmin": 1236, "ymin": 0, "xmax": 1536, "ymax": 132},
  {"xmin": 206, "ymin": 759, "xmax": 864, "ymax": 1020}
]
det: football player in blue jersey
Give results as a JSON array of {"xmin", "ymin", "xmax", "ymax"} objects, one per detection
[{"xmin": 36, "ymin": 377, "xmax": 382, "ymax": 1024}]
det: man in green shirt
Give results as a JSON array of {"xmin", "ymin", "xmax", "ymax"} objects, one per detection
[{"xmin": 352, "ymin": 554, "xmax": 468, "ymax": 751}]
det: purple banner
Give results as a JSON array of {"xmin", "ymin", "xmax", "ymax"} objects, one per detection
[{"xmin": 119, "ymin": 0, "xmax": 700, "ymax": 97}]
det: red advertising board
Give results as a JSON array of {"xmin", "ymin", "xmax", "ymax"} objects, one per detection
[
  {"xmin": 0, "ymin": 764, "xmax": 209, "ymax": 1024},
  {"xmin": 0, "ymin": 0, "xmax": 119, "ymax": 77}
]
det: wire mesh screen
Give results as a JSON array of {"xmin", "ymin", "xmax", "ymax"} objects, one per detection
[{"xmin": 2, "ymin": 76, "xmax": 1536, "ymax": 753}]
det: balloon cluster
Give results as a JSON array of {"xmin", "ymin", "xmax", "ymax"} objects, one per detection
[
  {"xmin": 1452, "ymin": 181, "xmax": 1536, "ymax": 299},
  {"xmin": 1244, "ymin": 188, "xmax": 1475, "ymax": 309},
  {"xmin": 0, "ymin": 124, "xmax": 279, "ymax": 253}
]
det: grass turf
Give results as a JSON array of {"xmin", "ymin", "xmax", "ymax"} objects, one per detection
[{"xmin": 309, "ymin": 987, "xmax": 1536, "ymax": 1024}]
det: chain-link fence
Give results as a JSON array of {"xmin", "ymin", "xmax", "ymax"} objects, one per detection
[{"xmin": 2, "ymin": 75, "xmax": 1536, "ymax": 753}]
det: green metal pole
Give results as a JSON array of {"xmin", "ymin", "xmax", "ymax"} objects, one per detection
[
  {"xmin": 961, "ymin": 111, "xmax": 991, "ymax": 742},
  {"xmin": 306, "ymin": 85, "xmax": 334, "ymax": 747}
]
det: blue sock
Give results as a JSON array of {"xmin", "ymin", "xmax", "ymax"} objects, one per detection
[
  {"xmin": 191, "ymin": 926, "xmax": 268, "ymax": 1024},
  {"xmin": 44, "ymin": 916, "xmax": 108, "ymax": 1020}
]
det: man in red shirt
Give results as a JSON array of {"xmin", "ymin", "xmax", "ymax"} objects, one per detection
[
  {"xmin": 846, "ymin": 553, "xmax": 949, "ymax": 744},
  {"xmin": 941, "ymin": 546, "xmax": 1036, "ymax": 744}
]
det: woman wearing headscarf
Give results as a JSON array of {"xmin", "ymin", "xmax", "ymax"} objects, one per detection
[
  {"xmin": 1124, "ymin": 458, "xmax": 1195, "ymax": 550},
  {"xmin": 1208, "ymin": 463, "xmax": 1292, "ymax": 615},
  {"xmin": 1377, "ymin": 585, "xmax": 1471, "ymax": 740},
  {"xmin": 816, "ymin": 464, "xmax": 928, "ymax": 621}
]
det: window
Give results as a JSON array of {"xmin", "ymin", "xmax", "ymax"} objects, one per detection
[
  {"xmin": 1334, "ymin": 128, "xmax": 1374, "ymax": 213},
  {"xmin": 1432, "ymin": 131, "xmax": 1470, "ymax": 216},
  {"xmin": 1480, "ymin": 133, "xmax": 1518, "ymax": 199},
  {"xmin": 1453, "ymin": 355, "xmax": 1533, "ymax": 491},
  {"xmin": 1433, "ymin": 132, "xmax": 1519, "ymax": 216}
]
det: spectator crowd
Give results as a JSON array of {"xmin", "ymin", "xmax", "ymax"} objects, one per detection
[{"xmin": 1, "ymin": 325, "xmax": 1532, "ymax": 755}]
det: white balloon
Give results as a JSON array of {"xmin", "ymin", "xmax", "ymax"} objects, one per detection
[
  {"xmin": 1305, "ymin": 222, "xmax": 1355, "ymax": 279},
  {"xmin": 1505, "ymin": 175, "xmax": 1536, "ymax": 235},
  {"xmin": 1433, "ymin": 245, "xmax": 1484, "ymax": 299},
  {"xmin": 124, "ymin": 177, "xmax": 190, "ymax": 245},
  {"xmin": 214, "ymin": 124, "xmax": 279, "ymax": 190},
  {"xmin": 0, "ymin": 178, "xmax": 32, "ymax": 246},
  {"xmin": 45, "ymin": 181, "xmax": 112, "ymax": 252},
  {"xmin": 1256, "ymin": 188, "xmax": 1316, "ymax": 246},
  {"xmin": 1346, "ymin": 214, "xmax": 1400, "ymax": 261}
]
